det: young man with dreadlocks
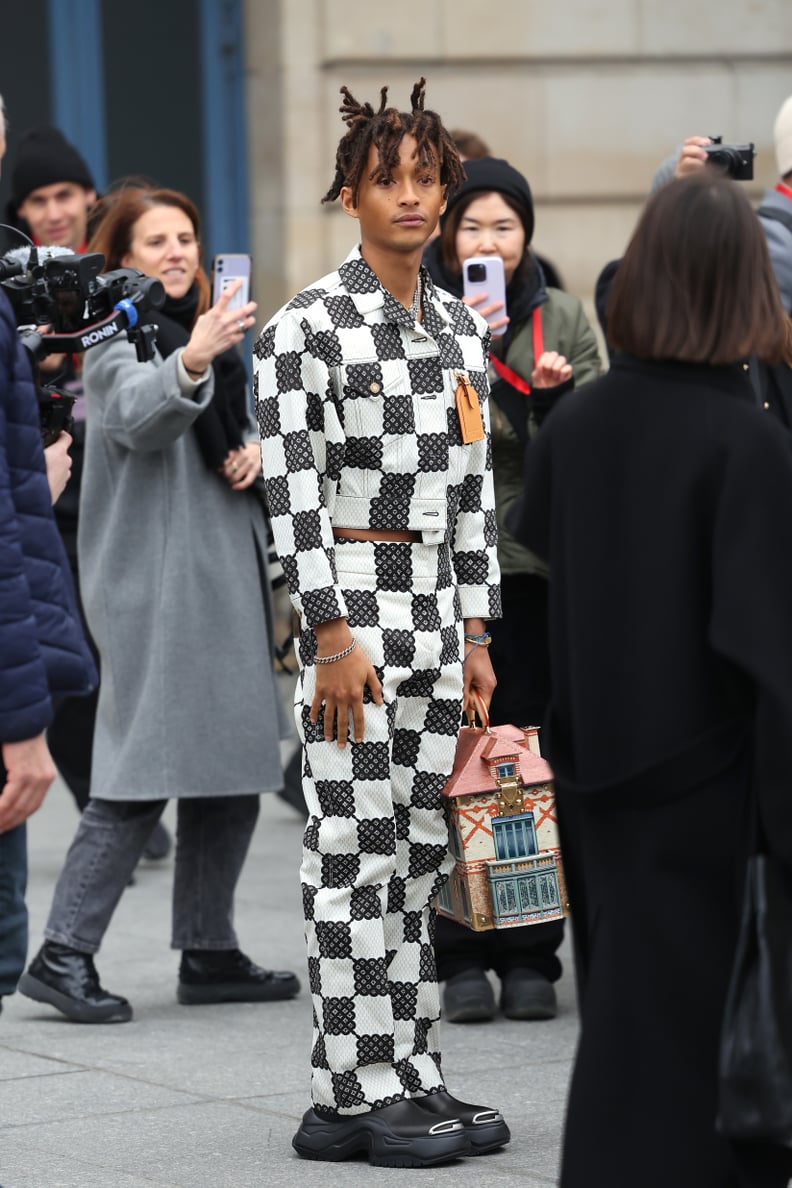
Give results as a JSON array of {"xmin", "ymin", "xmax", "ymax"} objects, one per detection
[{"xmin": 254, "ymin": 79, "xmax": 506, "ymax": 1167}]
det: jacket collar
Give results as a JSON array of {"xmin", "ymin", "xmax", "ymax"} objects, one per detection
[
  {"xmin": 610, "ymin": 353, "xmax": 757, "ymax": 403},
  {"xmin": 338, "ymin": 245, "xmax": 452, "ymax": 333}
]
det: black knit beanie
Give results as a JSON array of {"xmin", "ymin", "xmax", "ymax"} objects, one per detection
[
  {"xmin": 444, "ymin": 156, "xmax": 534, "ymax": 244},
  {"xmin": 10, "ymin": 126, "xmax": 95, "ymax": 210}
]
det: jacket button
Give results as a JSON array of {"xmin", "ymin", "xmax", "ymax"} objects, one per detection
[{"xmin": 370, "ymin": 382, "xmax": 381, "ymax": 394}]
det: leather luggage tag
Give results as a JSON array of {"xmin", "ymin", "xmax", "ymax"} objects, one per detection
[{"xmin": 454, "ymin": 372, "xmax": 485, "ymax": 443}]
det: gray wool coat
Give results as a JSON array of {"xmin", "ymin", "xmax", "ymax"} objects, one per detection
[{"xmin": 80, "ymin": 336, "xmax": 289, "ymax": 801}]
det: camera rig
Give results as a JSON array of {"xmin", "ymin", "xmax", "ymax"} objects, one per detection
[{"xmin": 0, "ymin": 244, "xmax": 165, "ymax": 444}]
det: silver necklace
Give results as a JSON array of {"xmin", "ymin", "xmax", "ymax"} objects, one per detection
[{"xmin": 408, "ymin": 273, "xmax": 423, "ymax": 320}]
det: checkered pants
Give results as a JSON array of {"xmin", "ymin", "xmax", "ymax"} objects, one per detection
[{"xmin": 295, "ymin": 539, "xmax": 463, "ymax": 1115}]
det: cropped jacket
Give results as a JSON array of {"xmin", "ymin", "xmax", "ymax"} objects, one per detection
[{"xmin": 254, "ymin": 247, "xmax": 502, "ymax": 629}]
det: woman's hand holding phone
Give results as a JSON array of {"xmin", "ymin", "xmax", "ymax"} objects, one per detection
[
  {"xmin": 461, "ymin": 256, "xmax": 509, "ymax": 337},
  {"xmin": 182, "ymin": 279, "xmax": 257, "ymax": 374},
  {"xmin": 462, "ymin": 290, "xmax": 509, "ymax": 337}
]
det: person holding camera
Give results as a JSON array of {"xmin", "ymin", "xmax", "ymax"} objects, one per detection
[
  {"xmin": 0, "ymin": 98, "xmax": 96, "ymax": 1017},
  {"xmin": 424, "ymin": 157, "xmax": 602, "ymax": 1025},
  {"xmin": 5, "ymin": 126, "xmax": 172, "ymax": 863},
  {"xmin": 651, "ymin": 96, "xmax": 792, "ymax": 315},
  {"xmin": 19, "ymin": 184, "xmax": 299, "ymax": 1023}
]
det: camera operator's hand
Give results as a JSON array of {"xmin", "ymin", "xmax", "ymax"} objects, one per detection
[
  {"xmin": 462, "ymin": 291, "xmax": 509, "ymax": 337},
  {"xmin": 221, "ymin": 441, "xmax": 262, "ymax": 491},
  {"xmin": 675, "ymin": 137, "xmax": 711, "ymax": 179},
  {"xmin": 44, "ymin": 430, "xmax": 73, "ymax": 504},
  {"xmin": 0, "ymin": 735, "xmax": 57, "ymax": 833},
  {"xmin": 181, "ymin": 279, "xmax": 257, "ymax": 375},
  {"xmin": 532, "ymin": 351, "xmax": 572, "ymax": 389}
]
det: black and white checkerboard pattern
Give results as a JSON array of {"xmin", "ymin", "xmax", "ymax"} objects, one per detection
[
  {"xmin": 297, "ymin": 539, "xmax": 463, "ymax": 1114},
  {"xmin": 253, "ymin": 249, "xmax": 503, "ymax": 1115},
  {"xmin": 253, "ymin": 247, "xmax": 502, "ymax": 630}
]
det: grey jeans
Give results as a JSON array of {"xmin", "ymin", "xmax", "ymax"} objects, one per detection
[{"xmin": 44, "ymin": 795, "xmax": 260, "ymax": 954}]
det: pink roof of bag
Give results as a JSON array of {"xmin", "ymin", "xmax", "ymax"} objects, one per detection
[{"xmin": 442, "ymin": 723, "xmax": 554, "ymax": 799}]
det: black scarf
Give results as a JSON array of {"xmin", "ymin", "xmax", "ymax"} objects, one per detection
[{"xmin": 153, "ymin": 285, "xmax": 250, "ymax": 472}]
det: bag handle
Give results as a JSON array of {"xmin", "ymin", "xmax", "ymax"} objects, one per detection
[{"xmin": 466, "ymin": 689, "xmax": 491, "ymax": 731}]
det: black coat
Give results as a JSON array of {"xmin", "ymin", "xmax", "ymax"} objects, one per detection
[{"xmin": 507, "ymin": 354, "xmax": 792, "ymax": 1188}]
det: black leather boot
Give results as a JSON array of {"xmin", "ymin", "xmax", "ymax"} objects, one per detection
[
  {"xmin": 18, "ymin": 942, "xmax": 132, "ymax": 1023},
  {"xmin": 177, "ymin": 948, "xmax": 300, "ymax": 1004},
  {"xmin": 292, "ymin": 1098, "xmax": 469, "ymax": 1166},
  {"xmin": 414, "ymin": 1089, "xmax": 511, "ymax": 1154}
]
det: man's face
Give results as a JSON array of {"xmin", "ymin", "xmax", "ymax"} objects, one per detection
[
  {"xmin": 17, "ymin": 181, "xmax": 96, "ymax": 250},
  {"xmin": 340, "ymin": 133, "xmax": 447, "ymax": 257}
]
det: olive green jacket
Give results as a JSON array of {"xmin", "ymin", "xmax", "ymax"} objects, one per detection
[{"xmin": 490, "ymin": 287, "xmax": 602, "ymax": 577}]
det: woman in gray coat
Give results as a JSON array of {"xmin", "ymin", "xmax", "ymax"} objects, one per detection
[{"xmin": 19, "ymin": 186, "xmax": 299, "ymax": 1023}]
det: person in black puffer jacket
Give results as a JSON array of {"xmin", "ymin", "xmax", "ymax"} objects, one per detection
[{"xmin": 0, "ymin": 279, "xmax": 96, "ymax": 1015}]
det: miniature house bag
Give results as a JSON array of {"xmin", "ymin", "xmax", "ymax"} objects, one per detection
[{"xmin": 439, "ymin": 701, "xmax": 569, "ymax": 932}]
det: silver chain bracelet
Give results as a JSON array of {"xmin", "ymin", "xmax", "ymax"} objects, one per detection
[{"xmin": 314, "ymin": 639, "xmax": 358, "ymax": 665}]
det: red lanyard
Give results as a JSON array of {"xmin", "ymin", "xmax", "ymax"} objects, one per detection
[
  {"xmin": 488, "ymin": 306, "xmax": 544, "ymax": 395},
  {"xmin": 776, "ymin": 181, "xmax": 792, "ymax": 202}
]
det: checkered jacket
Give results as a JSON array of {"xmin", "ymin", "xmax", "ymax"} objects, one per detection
[{"xmin": 253, "ymin": 247, "xmax": 502, "ymax": 629}]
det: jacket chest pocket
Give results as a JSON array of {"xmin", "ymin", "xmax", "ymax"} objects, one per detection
[{"xmin": 338, "ymin": 362, "xmax": 412, "ymax": 482}]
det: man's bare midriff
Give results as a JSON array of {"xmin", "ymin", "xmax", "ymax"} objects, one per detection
[{"xmin": 332, "ymin": 527, "xmax": 420, "ymax": 543}]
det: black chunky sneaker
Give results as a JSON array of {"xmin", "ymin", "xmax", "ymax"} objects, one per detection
[
  {"xmin": 500, "ymin": 968, "xmax": 557, "ymax": 1020},
  {"xmin": 18, "ymin": 942, "xmax": 132, "ymax": 1023},
  {"xmin": 292, "ymin": 1098, "xmax": 470, "ymax": 1167},
  {"xmin": 442, "ymin": 968, "xmax": 496, "ymax": 1023},
  {"xmin": 414, "ymin": 1089, "xmax": 511, "ymax": 1154},
  {"xmin": 177, "ymin": 948, "xmax": 300, "ymax": 1004}
]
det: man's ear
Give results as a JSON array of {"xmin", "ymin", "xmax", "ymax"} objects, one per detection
[
  {"xmin": 339, "ymin": 186, "xmax": 359, "ymax": 220},
  {"xmin": 438, "ymin": 184, "xmax": 448, "ymax": 218}
]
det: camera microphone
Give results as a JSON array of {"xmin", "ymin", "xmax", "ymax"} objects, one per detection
[
  {"xmin": 0, "ymin": 243, "xmax": 73, "ymax": 281},
  {"xmin": 0, "ymin": 247, "xmax": 33, "ymax": 280}
]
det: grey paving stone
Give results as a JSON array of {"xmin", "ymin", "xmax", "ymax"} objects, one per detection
[{"xmin": 0, "ymin": 773, "xmax": 578, "ymax": 1187}]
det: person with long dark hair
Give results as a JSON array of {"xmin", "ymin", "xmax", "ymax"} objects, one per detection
[
  {"xmin": 19, "ymin": 185, "xmax": 299, "ymax": 1022},
  {"xmin": 509, "ymin": 172, "xmax": 792, "ymax": 1188}
]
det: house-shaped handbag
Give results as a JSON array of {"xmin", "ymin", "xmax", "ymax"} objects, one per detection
[{"xmin": 438, "ymin": 708, "xmax": 570, "ymax": 932}]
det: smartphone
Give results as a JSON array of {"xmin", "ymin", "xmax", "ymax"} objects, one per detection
[
  {"xmin": 211, "ymin": 253, "xmax": 251, "ymax": 311},
  {"xmin": 462, "ymin": 256, "xmax": 507, "ymax": 327}
]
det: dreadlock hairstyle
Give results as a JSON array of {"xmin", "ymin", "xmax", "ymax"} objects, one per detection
[{"xmin": 322, "ymin": 77, "xmax": 465, "ymax": 205}]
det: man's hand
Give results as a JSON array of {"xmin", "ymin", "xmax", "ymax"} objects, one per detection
[
  {"xmin": 463, "ymin": 645, "xmax": 497, "ymax": 724},
  {"xmin": 0, "ymin": 735, "xmax": 57, "ymax": 832},
  {"xmin": 310, "ymin": 619, "xmax": 383, "ymax": 747},
  {"xmin": 675, "ymin": 136, "xmax": 711, "ymax": 179},
  {"xmin": 462, "ymin": 617, "xmax": 497, "ymax": 722},
  {"xmin": 44, "ymin": 430, "xmax": 73, "ymax": 504}
]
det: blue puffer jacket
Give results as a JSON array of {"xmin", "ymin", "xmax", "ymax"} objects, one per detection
[{"xmin": 0, "ymin": 290, "xmax": 96, "ymax": 744}]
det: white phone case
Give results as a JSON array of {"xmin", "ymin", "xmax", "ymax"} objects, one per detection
[
  {"xmin": 461, "ymin": 256, "xmax": 506, "ymax": 326},
  {"xmin": 212, "ymin": 254, "xmax": 251, "ymax": 311}
]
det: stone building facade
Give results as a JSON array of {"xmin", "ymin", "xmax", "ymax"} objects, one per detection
[{"xmin": 244, "ymin": 0, "xmax": 792, "ymax": 332}]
